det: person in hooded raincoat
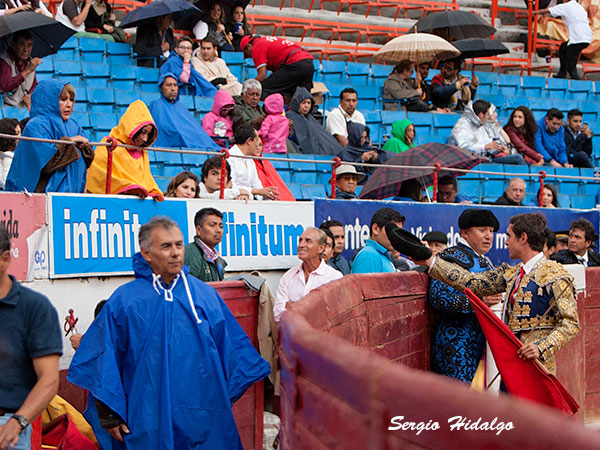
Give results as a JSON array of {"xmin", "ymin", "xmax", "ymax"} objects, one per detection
[
  {"xmin": 287, "ymin": 87, "xmax": 343, "ymax": 156},
  {"xmin": 86, "ymin": 100, "xmax": 164, "ymax": 200},
  {"xmin": 68, "ymin": 216, "xmax": 270, "ymax": 450},
  {"xmin": 259, "ymin": 93, "xmax": 288, "ymax": 154},
  {"xmin": 337, "ymin": 122, "xmax": 391, "ymax": 176},
  {"xmin": 382, "ymin": 119, "xmax": 416, "ymax": 154},
  {"xmin": 202, "ymin": 90, "xmax": 235, "ymax": 147},
  {"xmin": 149, "ymin": 73, "xmax": 220, "ymax": 152},
  {"xmin": 5, "ymin": 79, "xmax": 93, "ymax": 193}
]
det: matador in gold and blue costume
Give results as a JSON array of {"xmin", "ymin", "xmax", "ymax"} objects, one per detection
[{"xmin": 429, "ymin": 252, "xmax": 580, "ymax": 374}]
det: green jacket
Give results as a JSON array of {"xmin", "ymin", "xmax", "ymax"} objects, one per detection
[
  {"xmin": 184, "ymin": 236, "xmax": 227, "ymax": 282},
  {"xmin": 382, "ymin": 119, "xmax": 414, "ymax": 153}
]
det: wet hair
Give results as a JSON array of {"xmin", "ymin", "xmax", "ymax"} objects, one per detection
[
  {"xmin": 567, "ymin": 108, "xmax": 583, "ymax": 119},
  {"xmin": 0, "ymin": 118, "xmax": 20, "ymax": 152},
  {"xmin": 438, "ymin": 174, "xmax": 457, "ymax": 190},
  {"xmin": 201, "ymin": 155, "xmax": 231, "ymax": 182},
  {"xmin": 0, "ymin": 224, "xmax": 9, "ymax": 253},
  {"xmin": 320, "ymin": 219, "xmax": 344, "ymax": 230},
  {"xmin": 546, "ymin": 108, "xmax": 564, "ymax": 121},
  {"xmin": 11, "ymin": 30, "xmax": 33, "ymax": 44},
  {"xmin": 201, "ymin": 33, "xmax": 218, "ymax": 48},
  {"xmin": 570, "ymin": 218, "xmax": 596, "ymax": 242},
  {"xmin": 473, "ymin": 99, "xmax": 491, "ymax": 116},
  {"xmin": 340, "ymin": 87, "xmax": 357, "ymax": 100},
  {"xmin": 138, "ymin": 216, "xmax": 180, "ymax": 251},
  {"xmin": 509, "ymin": 213, "xmax": 546, "ymax": 252},
  {"xmin": 544, "ymin": 228, "xmax": 556, "ymax": 250},
  {"xmin": 194, "ymin": 207, "xmax": 223, "ymax": 227},
  {"xmin": 234, "ymin": 123, "xmax": 257, "ymax": 145},
  {"xmin": 393, "ymin": 60, "xmax": 413, "ymax": 74},
  {"xmin": 370, "ymin": 207, "xmax": 405, "ymax": 230},
  {"xmin": 538, "ymin": 183, "xmax": 558, "ymax": 207},
  {"xmin": 164, "ymin": 171, "xmax": 200, "ymax": 198},
  {"xmin": 505, "ymin": 106, "xmax": 537, "ymax": 144}
]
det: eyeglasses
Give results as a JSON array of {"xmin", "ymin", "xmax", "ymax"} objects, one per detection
[{"xmin": 178, "ymin": 45, "xmax": 193, "ymax": 50}]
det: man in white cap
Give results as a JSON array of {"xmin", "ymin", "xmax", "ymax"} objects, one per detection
[{"xmin": 334, "ymin": 164, "xmax": 365, "ymax": 199}]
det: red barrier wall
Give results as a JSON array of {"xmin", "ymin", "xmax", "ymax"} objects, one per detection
[
  {"xmin": 56, "ymin": 281, "xmax": 263, "ymax": 450},
  {"xmin": 279, "ymin": 271, "xmax": 600, "ymax": 449}
]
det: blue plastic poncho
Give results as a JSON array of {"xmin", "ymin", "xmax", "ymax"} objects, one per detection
[
  {"xmin": 67, "ymin": 253, "xmax": 270, "ymax": 450},
  {"xmin": 159, "ymin": 52, "xmax": 217, "ymax": 97},
  {"xmin": 5, "ymin": 79, "xmax": 88, "ymax": 193},
  {"xmin": 148, "ymin": 73, "xmax": 220, "ymax": 151}
]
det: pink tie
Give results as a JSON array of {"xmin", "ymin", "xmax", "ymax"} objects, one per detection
[{"xmin": 510, "ymin": 266, "xmax": 525, "ymax": 305}]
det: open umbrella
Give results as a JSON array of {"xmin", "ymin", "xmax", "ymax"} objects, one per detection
[
  {"xmin": 0, "ymin": 11, "xmax": 74, "ymax": 58},
  {"xmin": 359, "ymin": 143, "xmax": 484, "ymax": 200},
  {"xmin": 120, "ymin": 0, "xmax": 202, "ymax": 29},
  {"xmin": 408, "ymin": 10, "xmax": 496, "ymax": 41},
  {"xmin": 453, "ymin": 38, "xmax": 510, "ymax": 59},
  {"xmin": 374, "ymin": 33, "xmax": 460, "ymax": 64}
]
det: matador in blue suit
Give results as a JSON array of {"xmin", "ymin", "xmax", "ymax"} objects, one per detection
[{"xmin": 428, "ymin": 209, "xmax": 500, "ymax": 383}]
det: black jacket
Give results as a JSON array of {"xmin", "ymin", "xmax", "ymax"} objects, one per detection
[
  {"xmin": 564, "ymin": 125, "xmax": 592, "ymax": 158},
  {"xmin": 551, "ymin": 249, "xmax": 600, "ymax": 267},
  {"xmin": 493, "ymin": 192, "xmax": 523, "ymax": 206}
]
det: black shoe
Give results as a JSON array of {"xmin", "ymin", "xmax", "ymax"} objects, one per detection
[
  {"xmin": 569, "ymin": 72, "xmax": 580, "ymax": 80},
  {"xmin": 554, "ymin": 72, "xmax": 567, "ymax": 79}
]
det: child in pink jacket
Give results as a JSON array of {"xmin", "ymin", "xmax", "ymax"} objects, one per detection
[
  {"xmin": 202, "ymin": 90, "xmax": 235, "ymax": 147},
  {"xmin": 260, "ymin": 93, "xmax": 288, "ymax": 153}
]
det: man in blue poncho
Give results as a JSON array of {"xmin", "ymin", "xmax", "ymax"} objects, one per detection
[
  {"xmin": 159, "ymin": 36, "xmax": 217, "ymax": 97},
  {"xmin": 148, "ymin": 73, "xmax": 220, "ymax": 152},
  {"xmin": 67, "ymin": 216, "xmax": 270, "ymax": 450}
]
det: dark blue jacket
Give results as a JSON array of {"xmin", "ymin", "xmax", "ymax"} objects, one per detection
[{"xmin": 535, "ymin": 117, "xmax": 568, "ymax": 164}]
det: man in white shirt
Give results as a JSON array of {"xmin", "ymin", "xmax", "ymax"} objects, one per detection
[
  {"xmin": 325, "ymin": 87, "xmax": 366, "ymax": 147},
  {"xmin": 274, "ymin": 227, "xmax": 342, "ymax": 321},
  {"xmin": 228, "ymin": 124, "xmax": 278, "ymax": 200},
  {"xmin": 534, "ymin": 0, "xmax": 592, "ymax": 79},
  {"xmin": 191, "ymin": 34, "xmax": 242, "ymax": 96}
]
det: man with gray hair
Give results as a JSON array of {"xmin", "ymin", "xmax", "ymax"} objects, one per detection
[
  {"xmin": 233, "ymin": 78, "xmax": 266, "ymax": 129},
  {"xmin": 494, "ymin": 177, "xmax": 526, "ymax": 206},
  {"xmin": 68, "ymin": 216, "xmax": 270, "ymax": 449},
  {"xmin": 274, "ymin": 227, "xmax": 342, "ymax": 321}
]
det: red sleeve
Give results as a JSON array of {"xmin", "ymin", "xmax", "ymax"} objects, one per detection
[
  {"xmin": 252, "ymin": 40, "xmax": 268, "ymax": 68},
  {"xmin": 505, "ymin": 127, "xmax": 543, "ymax": 162},
  {"xmin": 0, "ymin": 59, "xmax": 26, "ymax": 92}
]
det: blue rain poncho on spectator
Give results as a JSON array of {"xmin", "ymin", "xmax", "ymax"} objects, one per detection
[
  {"xmin": 159, "ymin": 52, "xmax": 217, "ymax": 97},
  {"xmin": 5, "ymin": 79, "xmax": 88, "ymax": 193},
  {"xmin": 149, "ymin": 72, "xmax": 220, "ymax": 151},
  {"xmin": 67, "ymin": 252, "xmax": 270, "ymax": 450}
]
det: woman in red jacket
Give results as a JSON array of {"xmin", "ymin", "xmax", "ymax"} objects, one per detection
[{"xmin": 503, "ymin": 106, "xmax": 544, "ymax": 165}]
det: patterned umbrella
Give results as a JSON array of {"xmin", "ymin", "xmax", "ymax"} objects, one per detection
[
  {"xmin": 358, "ymin": 143, "xmax": 485, "ymax": 200},
  {"xmin": 374, "ymin": 33, "xmax": 460, "ymax": 64}
]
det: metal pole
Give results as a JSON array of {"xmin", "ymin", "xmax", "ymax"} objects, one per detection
[
  {"xmin": 219, "ymin": 148, "xmax": 230, "ymax": 200},
  {"xmin": 330, "ymin": 157, "xmax": 341, "ymax": 199},
  {"xmin": 538, "ymin": 170, "xmax": 546, "ymax": 207}
]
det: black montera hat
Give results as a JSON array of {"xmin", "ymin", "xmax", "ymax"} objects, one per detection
[
  {"xmin": 458, "ymin": 209, "xmax": 500, "ymax": 232},
  {"xmin": 385, "ymin": 223, "xmax": 432, "ymax": 261},
  {"xmin": 423, "ymin": 231, "xmax": 448, "ymax": 245}
]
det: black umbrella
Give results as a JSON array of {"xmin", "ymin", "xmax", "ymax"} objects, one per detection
[
  {"xmin": 120, "ymin": 0, "xmax": 202, "ymax": 29},
  {"xmin": 408, "ymin": 11, "xmax": 496, "ymax": 41},
  {"xmin": 453, "ymin": 38, "xmax": 510, "ymax": 59},
  {"xmin": 0, "ymin": 11, "xmax": 75, "ymax": 58}
]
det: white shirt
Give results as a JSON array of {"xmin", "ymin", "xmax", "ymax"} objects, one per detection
[
  {"xmin": 0, "ymin": 151, "xmax": 13, "ymax": 189},
  {"xmin": 198, "ymin": 182, "xmax": 250, "ymax": 200},
  {"xmin": 325, "ymin": 106, "xmax": 366, "ymax": 139},
  {"xmin": 577, "ymin": 251, "xmax": 589, "ymax": 267},
  {"xmin": 274, "ymin": 259, "xmax": 343, "ymax": 321},
  {"xmin": 228, "ymin": 144, "xmax": 263, "ymax": 196},
  {"xmin": 502, "ymin": 252, "xmax": 545, "ymax": 324},
  {"xmin": 550, "ymin": 1, "xmax": 592, "ymax": 44}
]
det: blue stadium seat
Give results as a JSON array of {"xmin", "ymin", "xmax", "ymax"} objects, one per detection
[
  {"xmin": 114, "ymin": 89, "xmax": 141, "ymax": 115},
  {"xmin": 106, "ymin": 42, "xmax": 133, "ymax": 65},
  {"xmin": 89, "ymin": 112, "xmax": 117, "ymax": 140},
  {"xmin": 37, "ymin": 56, "xmax": 54, "ymax": 74},
  {"xmin": 321, "ymin": 60, "xmax": 347, "ymax": 85},
  {"xmin": 301, "ymin": 183, "xmax": 326, "ymax": 199},
  {"xmin": 154, "ymin": 149, "xmax": 183, "ymax": 164},
  {"xmin": 569, "ymin": 79, "xmax": 593, "ymax": 100},
  {"xmin": 365, "ymin": 110, "xmax": 382, "ymax": 144},
  {"xmin": 56, "ymin": 36, "xmax": 79, "ymax": 60},
  {"xmin": 54, "ymin": 59, "xmax": 82, "ymax": 77},
  {"xmin": 457, "ymin": 178, "xmax": 481, "ymax": 201},
  {"xmin": 546, "ymin": 78, "xmax": 568, "ymax": 99},
  {"xmin": 380, "ymin": 110, "xmax": 405, "ymax": 137},
  {"xmin": 485, "ymin": 94, "xmax": 505, "ymax": 109},
  {"xmin": 370, "ymin": 64, "xmax": 393, "ymax": 87},
  {"xmin": 180, "ymin": 149, "xmax": 210, "ymax": 166},
  {"xmin": 195, "ymin": 96, "xmax": 214, "ymax": 113},
  {"xmin": 2, "ymin": 106, "xmax": 28, "ymax": 121},
  {"xmin": 290, "ymin": 157, "xmax": 318, "ymax": 184},
  {"xmin": 521, "ymin": 75, "xmax": 546, "ymax": 97},
  {"xmin": 140, "ymin": 91, "xmax": 159, "ymax": 105},
  {"xmin": 475, "ymin": 71, "xmax": 498, "ymax": 87},
  {"xmin": 179, "ymin": 94, "xmax": 195, "ymax": 111},
  {"xmin": 498, "ymin": 74, "xmax": 521, "ymax": 96},
  {"xmin": 503, "ymin": 95, "xmax": 528, "ymax": 109},
  {"xmin": 87, "ymin": 87, "xmax": 115, "ymax": 113},
  {"xmin": 287, "ymin": 182, "xmax": 303, "ymax": 199},
  {"xmin": 79, "ymin": 37, "xmax": 106, "ymax": 63},
  {"xmin": 347, "ymin": 61, "xmax": 370, "ymax": 85},
  {"xmin": 406, "ymin": 112, "xmax": 433, "ymax": 135},
  {"xmin": 571, "ymin": 195, "xmax": 596, "ymax": 209},
  {"xmin": 222, "ymin": 52, "xmax": 244, "ymax": 65},
  {"xmin": 417, "ymin": 134, "xmax": 447, "ymax": 145},
  {"xmin": 110, "ymin": 64, "xmax": 137, "ymax": 91},
  {"xmin": 358, "ymin": 86, "xmax": 380, "ymax": 110},
  {"xmin": 432, "ymin": 113, "xmax": 459, "ymax": 136},
  {"xmin": 83, "ymin": 62, "xmax": 110, "ymax": 88},
  {"xmin": 578, "ymin": 101, "xmax": 597, "ymax": 122},
  {"xmin": 529, "ymin": 97, "xmax": 553, "ymax": 114},
  {"xmin": 74, "ymin": 88, "xmax": 88, "ymax": 112},
  {"xmin": 71, "ymin": 111, "xmax": 91, "ymax": 129},
  {"xmin": 556, "ymin": 193, "xmax": 570, "ymax": 208},
  {"xmin": 136, "ymin": 66, "xmax": 160, "ymax": 91}
]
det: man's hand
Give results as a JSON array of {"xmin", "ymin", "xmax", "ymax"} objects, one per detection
[
  {"xmin": 103, "ymin": 24, "xmax": 114, "ymax": 33},
  {"xmin": 534, "ymin": 158, "xmax": 544, "ymax": 166},
  {"xmin": 361, "ymin": 150, "xmax": 378, "ymax": 162},
  {"xmin": 517, "ymin": 343, "xmax": 541, "ymax": 360},
  {"xmin": 550, "ymin": 159, "xmax": 563, "ymax": 168},
  {"xmin": 69, "ymin": 135, "xmax": 89, "ymax": 146},
  {"xmin": 70, "ymin": 333, "xmax": 83, "ymax": 350},
  {"xmin": 582, "ymin": 123, "xmax": 593, "ymax": 138},
  {"xmin": 253, "ymin": 186, "xmax": 279, "ymax": 200},
  {"xmin": 457, "ymin": 76, "xmax": 470, "ymax": 88},
  {"xmin": 564, "ymin": 163, "xmax": 573, "ymax": 168},
  {"xmin": 0, "ymin": 417, "xmax": 22, "ymax": 450},
  {"xmin": 484, "ymin": 141, "xmax": 500, "ymax": 151},
  {"xmin": 107, "ymin": 423, "xmax": 130, "ymax": 443},
  {"xmin": 483, "ymin": 294, "xmax": 502, "ymax": 306},
  {"xmin": 26, "ymin": 57, "xmax": 42, "ymax": 74},
  {"xmin": 471, "ymin": 74, "xmax": 480, "ymax": 89}
]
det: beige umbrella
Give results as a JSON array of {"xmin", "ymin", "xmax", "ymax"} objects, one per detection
[{"xmin": 374, "ymin": 33, "xmax": 461, "ymax": 64}]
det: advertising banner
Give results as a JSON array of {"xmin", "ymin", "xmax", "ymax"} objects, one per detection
[
  {"xmin": 314, "ymin": 199, "xmax": 599, "ymax": 266},
  {"xmin": 0, "ymin": 193, "xmax": 47, "ymax": 281}
]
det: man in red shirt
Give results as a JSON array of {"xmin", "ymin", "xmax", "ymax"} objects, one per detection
[
  {"xmin": 241, "ymin": 35, "xmax": 313, "ymax": 101},
  {"xmin": 0, "ymin": 30, "xmax": 40, "ymax": 109}
]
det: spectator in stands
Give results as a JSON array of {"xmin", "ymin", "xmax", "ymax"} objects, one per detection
[
  {"xmin": 449, "ymin": 100, "xmax": 526, "ymax": 165},
  {"xmin": 325, "ymin": 87, "xmax": 366, "ymax": 147},
  {"xmin": 535, "ymin": 108, "xmax": 573, "ymax": 168},
  {"xmin": 160, "ymin": 36, "xmax": 217, "ymax": 97},
  {"xmin": 437, "ymin": 175, "xmax": 472, "ymax": 204},
  {"xmin": 383, "ymin": 60, "xmax": 430, "ymax": 111},
  {"xmin": 338, "ymin": 123, "xmax": 391, "ymax": 176},
  {"xmin": 84, "ymin": 0, "xmax": 127, "ymax": 42},
  {"xmin": 86, "ymin": 100, "xmax": 163, "ymax": 200},
  {"xmin": 414, "ymin": 62, "xmax": 439, "ymax": 108},
  {"xmin": 392, "ymin": 178, "xmax": 424, "ymax": 202},
  {"xmin": 260, "ymin": 93, "xmax": 288, "ymax": 153},
  {"xmin": 564, "ymin": 108, "xmax": 593, "ymax": 168},
  {"xmin": 241, "ymin": 35, "xmax": 314, "ymax": 101},
  {"xmin": 536, "ymin": 183, "xmax": 559, "ymax": 208},
  {"xmin": 321, "ymin": 229, "xmax": 335, "ymax": 263},
  {"xmin": 232, "ymin": 79, "xmax": 265, "ymax": 128},
  {"xmin": 274, "ymin": 227, "xmax": 342, "ymax": 321},
  {"xmin": 202, "ymin": 90, "xmax": 236, "ymax": 147},
  {"xmin": 382, "ymin": 119, "xmax": 415, "ymax": 153},
  {"xmin": 431, "ymin": 58, "xmax": 479, "ymax": 111},
  {"xmin": 352, "ymin": 207, "xmax": 405, "ymax": 274},
  {"xmin": 192, "ymin": 34, "xmax": 242, "ymax": 96},
  {"xmin": 504, "ymin": 106, "xmax": 544, "ymax": 165},
  {"xmin": 229, "ymin": 124, "xmax": 279, "ymax": 200},
  {"xmin": 333, "ymin": 164, "xmax": 364, "ymax": 199},
  {"xmin": 184, "ymin": 207, "xmax": 227, "ymax": 282},
  {"xmin": 0, "ymin": 30, "xmax": 39, "ymax": 108},
  {"xmin": 288, "ymin": 87, "xmax": 342, "ymax": 155},
  {"xmin": 551, "ymin": 218, "xmax": 600, "ymax": 266},
  {"xmin": 134, "ymin": 14, "xmax": 176, "ymax": 68},
  {"xmin": 149, "ymin": 73, "xmax": 220, "ymax": 151},
  {"xmin": 199, "ymin": 155, "xmax": 250, "ymax": 200},
  {"xmin": 193, "ymin": 1, "xmax": 233, "ymax": 52},
  {"xmin": 484, "ymin": 103, "xmax": 512, "ymax": 147},
  {"xmin": 533, "ymin": 1, "xmax": 591, "ymax": 79},
  {"xmin": 0, "ymin": 0, "xmax": 36, "ymax": 15},
  {"xmin": 6, "ymin": 80, "xmax": 93, "ymax": 193},
  {"xmin": 422, "ymin": 231, "xmax": 448, "ymax": 257},
  {"xmin": 555, "ymin": 231, "xmax": 569, "ymax": 251},
  {"xmin": 55, "ymin": 0, "xmax": 93, "ymax": 33},
  {"xmin": 253, "ymin": 136, "xmax": 296, "ymax": 201},
  {"xmin": 226, "ymin": 3, "xmax": 250, "ymax": 52},
  {"xmin": 164, "ymin": 171, "xmax": 199, "ymax": 199},
  {"xmin": 543, "ymin": 227, "xmax": 557, "ymax": 259},
  {"xmin": 0, "ymin": 118, "xmax": 20, "ymax": 190},
  {"xmin": 319, "ymin": 220, "xmax": 351, "ymax": 275},
  {"xmin": 494, "ymin": 177, "xmax": 526, "ymax": 206}
]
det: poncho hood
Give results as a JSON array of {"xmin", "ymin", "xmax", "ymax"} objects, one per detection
[
  {"xmin": 111, "ymin": 100, "xmax": 158, "ymax": 146},
  {"xmin": 31, "ymin": 79, "xmax": 68, "ymax": 119},
  {"xmin": 347, "ymin": 121, "xmax": 369, "ymax": 147},
  {"xmin": 211, "ymin": 90, "xmax": 235, "ymax": 115},
  {"xmin": 264, "ymin": 93, "xmax": 284, "ymax": 115},
  {"xmin": 391, "ymin": 119, "xmax": 413, "ymax": 144},
  {"xmin": 289, "ymin": 87, "xmax": 313, "ymax": 115},
  {"xmin": 158, "ymin": 71, "xmax": 180, "ymax": 102}
]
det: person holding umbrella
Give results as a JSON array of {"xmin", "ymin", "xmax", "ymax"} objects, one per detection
[
  {"xmin": 431, "ymin": 58, "xmax": 479, "ymax": 112},
  {"xmin": 134, "ymin": 13, "xmax": 176, "ymax": 67},
  {"xmin": 0, "ymin": 30, "xmax": 39, "ymax": 108}
]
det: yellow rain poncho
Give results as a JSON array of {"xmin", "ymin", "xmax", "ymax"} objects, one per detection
[{"xmin": 86, "ymin": 100, "xmax": 164, "ymax": 200}]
